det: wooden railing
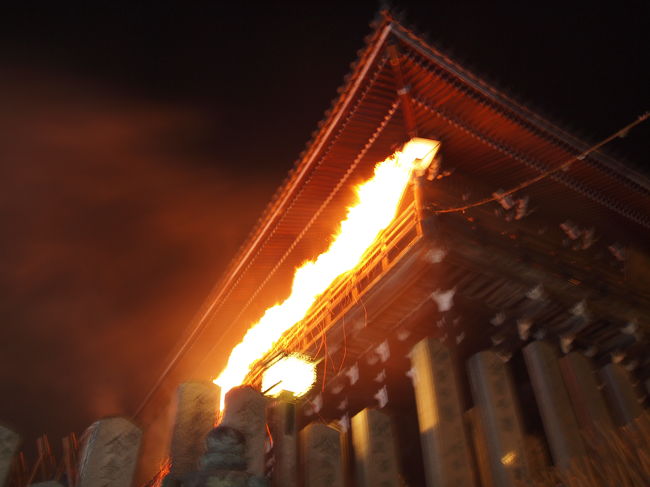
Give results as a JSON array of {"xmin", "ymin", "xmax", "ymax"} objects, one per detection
[{"xmin": 245, "ymin": 191, "xmax": 424, "ymax": 384}]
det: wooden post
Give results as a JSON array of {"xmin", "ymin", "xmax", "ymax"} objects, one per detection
[
  {"xmin": 62, "ymin": 433, "xmax": 79, "ymax": 487},
  {"xmin": 77, "ymin": 417, "xmax": 142, "ymax": 487},
  {"xmin": 467, "ymin": 350, "xmax": 529, "ymax": 486},
  {"xmin": 410, "ymin": 337, "xmax": 477, "ymax": 487},
  {"xmin": 168, "ymin": 382, "xmax": 220, "ymax": 479},
  {"xmin": 10, "ymin": 452, "xmax": 28, "ymax": 487},
  {"xmin": 351, "ymin": 408, "xmax": 400, "ymax": 487},
  {"xmin": 300, "ymin": 423, "xmax": 343, "ymax": 487},
  {"xmin": 522, "ymin": 341, "xmax": 585, "ymax": 469},
  {"xmin": 36, "ymin": 435, "xmax": 56, "ymax": 481}
]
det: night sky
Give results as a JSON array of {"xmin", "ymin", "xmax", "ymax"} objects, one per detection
[{"xmin": 1, "ymin": 1, "xmax": 648, "ymax": 459}]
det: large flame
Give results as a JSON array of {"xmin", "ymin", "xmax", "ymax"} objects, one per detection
[{"xmin": 214, "ymin": 138, "xmax": 440, "ymax": 399}]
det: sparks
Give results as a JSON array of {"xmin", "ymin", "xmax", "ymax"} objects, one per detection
[{"xmin": 214, "ymin": 138, "xmax": 440, "ymax": 401}]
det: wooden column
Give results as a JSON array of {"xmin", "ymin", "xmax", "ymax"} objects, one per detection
[
  {"xmin": 219, "ymin": 386, "xmax": 267, "ymax": 477},
  {"xmin": 77, "ymin": 417, "xmax": 142, "ymax": 487},
  {"xmin": 465, "ymin": 409, "xmax": 493, "ymax": 487},
  {"xmin": 169, "ymin": 382, "xmax": 220, "ymax": 479},
  {"xmin": 0, "ymin": 426, "xmax": 20, "ymax": 487},
  {"xmin": 600, "ymin": 363, "xmax": 643, "ymax": 426},
  {"xmin": 559, "ymin": 353, "xmax": 613, "ymax": 433},
  {"xmin": 410, "ymin": 337, "xmax": 477, "ymax": 487},
  {"xmin": 351, "ymin": 408, "xmax": 400, "ymax": 487},
  {"xmin": 267, "ymin": 398, "xmax": 297, "ymax": 487},
  {"xmin": 467, "ymin": 350, "xmax": 529, "ymax": 486},
  {"xmin": 523, "ymin": 341, "xmax": 585, "ymax": 469},
  {"xmin": 300, "ymin": 423, "xmax": 343, "ymax": 487}
]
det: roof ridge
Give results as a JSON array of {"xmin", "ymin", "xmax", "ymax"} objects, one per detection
[{"xmin": 385, "ymin": 18, "xmax": 650, "ymax": 194}]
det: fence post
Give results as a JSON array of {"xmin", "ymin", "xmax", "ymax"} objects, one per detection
[
  {"xmin": 168, "ymin": 382, "xmax": 220, "ymax": 480},
  {"xmin": 0, "ymin": 425, "xmax": 20, "ymax": 487},
  {"xmin": 77, "ymin": 417, "xmax": 142, "ymax": 487}
]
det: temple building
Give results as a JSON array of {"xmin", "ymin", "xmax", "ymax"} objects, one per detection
[
  {"xmin": 126, "ymin": 11, "xmax": 650, "ymax": 487},
  {"xmin": 129, "ymin": 11, "xmax": 650, "ymax": 487}
]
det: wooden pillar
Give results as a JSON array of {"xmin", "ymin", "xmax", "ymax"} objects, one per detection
[
  {"xmin": 464, "ymin": 409, "xmax": 493, "ymax": 487},
  {"xmin": 77, "ymin": 417, "xmax": 142, "ymax": 487},
  {"xmin": 522, "ymin": 341, "xmax": 585, "ymax": 469},
  {"xmin": 0, "ymin": 426, "xmax": 20, "ymax": 487},
  {"xmin": 467, "ymin": 350, "xmax": 529, "ymax": 486},
  {"xmin": 300, "ymin": 423, "xmax": 343, "ymax": 487},
  {"xmin": 410, "ymin": 337, "xmax": 477, "ymax": 487},
  {"xmin": 168, "ymin": 382, "xmax": 220, "ymax": 479},
  {"xmin": 267, "ymin": 398, "xmax": 297, "ymax": 487},
  {"xmin": 351, "ymin": 408, "xmax": 400, "ymax": 487},
  {"xmin": 219, "ymin": 386, "xmax": 267, "ymax": 477},
  {"xmin": 600, "ymin": 363, "xmax": 643, "ymax": 426},
  {"xmin": 559, "ymin": 353, "xmax": 613, "ymax": 433}
]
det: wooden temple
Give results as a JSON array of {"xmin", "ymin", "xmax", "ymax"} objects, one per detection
[
  {"xmin": 4, "ymin": 11, "xmax": 648, "ymax": 487},
  {"xmin": 134, "ymin": 11, "xmax": 649, "ymax": 487}
]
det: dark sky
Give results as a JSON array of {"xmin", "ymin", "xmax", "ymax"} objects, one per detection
[{"xmin": 0, "ymin": 1, "xmax": 648, "ymax": 459}]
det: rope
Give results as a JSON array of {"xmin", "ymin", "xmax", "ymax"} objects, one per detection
[{"xmin": 430, "ymin": 112, "xmax": 649, "ymax": 214}]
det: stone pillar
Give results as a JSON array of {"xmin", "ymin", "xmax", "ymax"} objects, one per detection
[
  {"xmin": 219, "ymin": 386, "xmax": 267, "ymax": 477},
  {"xmin": 467, "ymin": 350, "xmax": 529, "ymax": 487},
  {"xmin": 0, "ymin": 426, "xmax": 20, "ymax": 487},
  {"xmin": 351, "ymin": 408, "xmax": 400, "ymax": 487},
  {"xmin": 267, "ymin": 398, "xmax": 297, "ymax": 487},
  {"xmin": 522, "ymin": 341, "xmax": 585, "ymax": 469},
  {"xmin": 559, "ymin": 353, "xmax": 613, "ymax": 433},
  {"xmin": 599, "ymin": 363, "xmax": 643, "ymax": 426},
  {"xmin": 409, "ymin": 337, "xmax": 477, "ymax": 487},
  {"xmin": 299, "ymin": 423, "xmax": 343, "ymax": 487},
  {"xmin": 168, "ymin": 382, "xmax": 220, "ymax": 479},
  {"xmin": 77, "ymin": 417, "xmax": 142, "ymax": 487}
]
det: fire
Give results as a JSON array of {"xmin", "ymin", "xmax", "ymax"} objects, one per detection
[
  {"xmin": 261, "ymin": 354, "xmax": 317, "ymax": 398},
  {"xmin": 214, "ymin": 138, "xmax": 440, "ymax": 400}
]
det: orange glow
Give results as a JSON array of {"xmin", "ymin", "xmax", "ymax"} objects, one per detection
[
  {"xmin": 261, "ymin": 354, "xmax": 316, "ymax": 398},
  {"xmin": 214, "ymin": 138, "xmax": 440, "ymax": 400}
]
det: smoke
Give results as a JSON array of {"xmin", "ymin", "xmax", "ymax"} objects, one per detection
[{"xmin": 0, "ymin": 70, "xmax": 277, "ymax": 454}]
